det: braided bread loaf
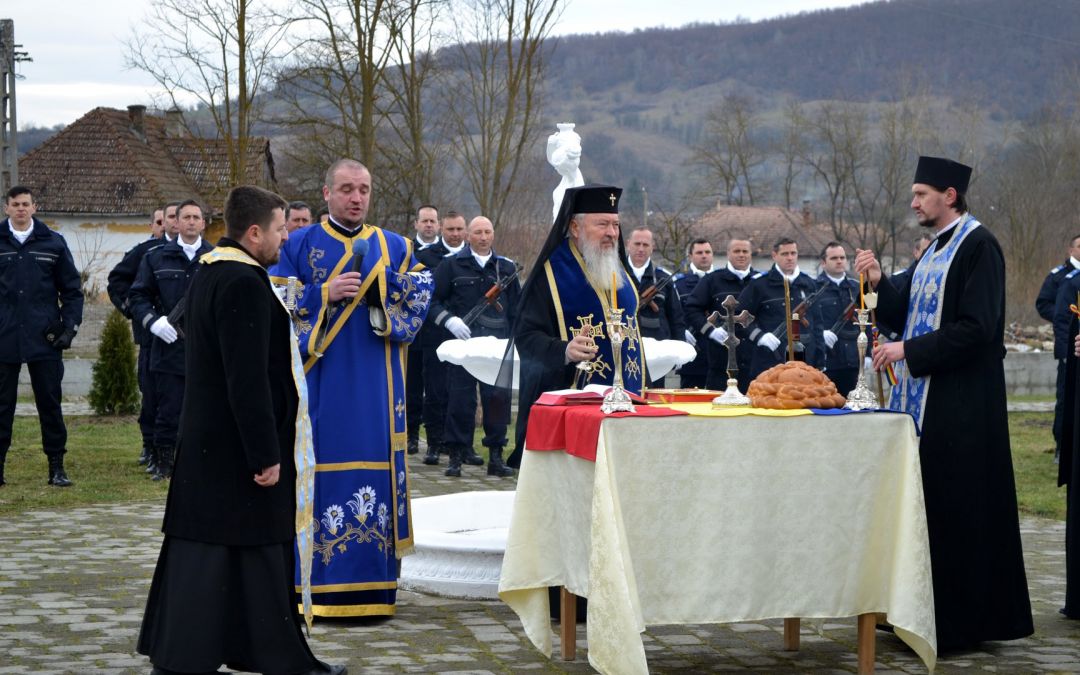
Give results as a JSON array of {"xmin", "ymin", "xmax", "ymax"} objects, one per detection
[{"xmin": 747, "ymin": 361, "xmax": 847, "ymax": 409}]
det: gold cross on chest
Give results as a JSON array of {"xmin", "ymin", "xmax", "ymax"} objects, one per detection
[{"xmin": 609, "ymin": 193, "xmax": 617, "ymax": 207}]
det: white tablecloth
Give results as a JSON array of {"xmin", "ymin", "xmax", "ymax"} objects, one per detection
[{"xmin": 498, "ymin": 413, "xmax": 936, "ymax": 674}]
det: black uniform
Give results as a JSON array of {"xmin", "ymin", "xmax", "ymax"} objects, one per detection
[
  {"xmin": 1042, "ymin": 261, "xmax": 1078, "ymax": 444},
  {"xmin": 683, "ymin": 265, "xmax": 757, "ymax": 393},
  {"xmin": 0, "ymin": 217, "xmax": 83, "ymax": 486},
  {"xmin": 430, "ymin": 248, "xmax": 520, "ymax": 473},
  {"xmin": 137, "ymin": 239, "xmax": 323, "ymax": 674},
  {"xmin": 107, "ymin": 236, "xmax": 164, "ymax": 456},
  {"xmin": 129, "ymin": 237, "xmax": 213, "ymax": 466},
  {"xmin": 626, "ymin": 261, "xmax": 686, "ymax": 386},
  {"xmin": 737, "ymin": 267, "xmax": 823, "ymax": 381},
  {"xmin": 672, "ymin": 269, "xmax": 711, "ymax": 388},
  {"xmin": 815, "ymin": 273, "xmax": 862, "ymax": 396},
  {"xmin": 406, "ymin": 237, "xmax": 450, "ymax": 454}
]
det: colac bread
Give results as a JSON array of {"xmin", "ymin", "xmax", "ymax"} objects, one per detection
[{"xmin": 747, "ymin": 361, "xmax": 847, "ymax": 409}]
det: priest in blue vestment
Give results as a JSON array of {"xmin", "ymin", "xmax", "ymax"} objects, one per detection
[
  {"xmin": 506, "ymin": 185, "xmax": 642, "ymax": 469},
  {"xmin": 270, "ymin": 159, "xmax": 432, "ymax": 618}
]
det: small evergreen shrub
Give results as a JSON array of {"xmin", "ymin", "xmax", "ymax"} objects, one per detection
[{"xmin": 89, "ymin": 309, "xmax": 140, "ymax": 415}]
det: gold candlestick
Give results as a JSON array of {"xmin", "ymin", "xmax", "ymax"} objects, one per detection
[{"xmin": 601, "ymin": 307, "xmax": 635, "ymax": 414}]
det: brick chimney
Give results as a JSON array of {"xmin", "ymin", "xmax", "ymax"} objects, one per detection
[
  {"xmin": 165, "ymin": 108, "xmax": 186, "ymax": 138},
  {"xmin": 128, "ymin": 104, "xmax": 147, "ymax": 142}
]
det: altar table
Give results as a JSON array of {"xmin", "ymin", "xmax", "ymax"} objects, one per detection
[{"xmin": 498, "ymin": 410, "xmax": 937, "ymax": 674}]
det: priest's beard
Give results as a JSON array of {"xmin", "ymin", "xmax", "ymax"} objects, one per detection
[{"xmin": 576, "ymin": 234, "xmax": 623, "ymax": 291}]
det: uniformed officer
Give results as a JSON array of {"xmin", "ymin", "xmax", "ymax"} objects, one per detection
[
  {"xmin": 0, "ymin": 186, "xmax": 84, "ymax": 488},
  {"xmin": 624, "ymin": 227, "xmax": 686, "ymax": 387},
  {"xmin": 815, "ymin": 242, "xmax": 862, "ymax": 396},
  {"xmin": 672, "ymin": 238, "xmax": 715, "ymax": 388},
  {"xmin": 406, "ymin": 205, "xmax": 443, "ymax": 456},
  {"xmin": 285, "ymin": 200, "xmax": 312, "ymax": 232},
  {"xmin": 129, "ymin": 199, "xmax": 213, "ymax": 480},
  {"xmin": 684, "ymin": 237, "xmax": 759, "ymax": 392},
  {"xmin": 737, "ymin": 237, "xmax": 823, "ymax": 381},
  {"xmin": 1040, "ymin": 235, "xmax": 1080, "ymax": 446},
  {"xmin": 429, "ymin": 216, "xmax": 520, "ymax": 477},
  {"xmin": 418, "ymin": 211, "xmax": 467, "ymax": 467},
  {"xmin": 107, "ymin": 206, "xmax": 167, "ymax": 468}
]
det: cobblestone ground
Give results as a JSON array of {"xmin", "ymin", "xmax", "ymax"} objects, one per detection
[{"xmin": 1, "ymin": 449, "xmax": 1078, "ymax": 674}]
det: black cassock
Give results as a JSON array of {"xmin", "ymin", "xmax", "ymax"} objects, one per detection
[
  {"xmin": 875, "ymin": 222, "xmax": 1033, "ymax": 651},
  {"xmin": 1057, "ymin": 316, "xmax": 1080, "ymax": 619},
  {"xmin": 138, "ymin": 240, "xmax": 320, "ymax": 673}
]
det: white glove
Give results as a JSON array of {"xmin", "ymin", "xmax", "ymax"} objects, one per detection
[
  {"xmin": 823, "ymin": 330, "xmax": 838, "ymax": 349},
  {"xmin": 708, "ymin": 326, "xmax": 729, "ymax": 345},
  {"xmin": 150, "ymin": 316, "xmax": 178, "ymax": 344},
  {"xmin": 684, "ymin": 329, "xmax": 697, "ymax": 347},
  {"xmin": 445, "ymin": 316, "xmax": 472, "ymax": 340},
  {"xmin": 757, "ymin": 333, "xmax": 781, "ymax": 351}
]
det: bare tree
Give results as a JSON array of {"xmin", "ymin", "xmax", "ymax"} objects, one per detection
[
  {"xmin": 692, "ymin": 93, "xmax": 765, "ymax": 206},
  {"xmin": 126, "ymin": 0, "xmax": 288, "ymax": 185},
  {"xmin": 446, "ymin": 0, "xmax": 562, "ymax": 227},
  {"xmin": 799, "ymin": 101, "xmax": 869, "ymax": 245},
  {"xmin": 776, "ymin": 98, "xmax": 807, "ymax": 210}
]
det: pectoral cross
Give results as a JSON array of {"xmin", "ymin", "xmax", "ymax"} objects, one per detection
[{"xmin": 707, "ymin": 295, "xmax": 754, "ymax": 379}]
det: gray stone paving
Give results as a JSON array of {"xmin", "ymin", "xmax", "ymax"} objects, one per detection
[{"xmin": 1, "ymin": 453, "xmax": 1078, "ymax": 674}]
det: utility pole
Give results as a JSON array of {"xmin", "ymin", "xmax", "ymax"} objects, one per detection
[
  {"xmin": 0, "ymin": 19, "xmax": 25, "ymax": 195},
  {"xmin": 642, "ymin": 185, "xmax": 648, "ymax": 229}
]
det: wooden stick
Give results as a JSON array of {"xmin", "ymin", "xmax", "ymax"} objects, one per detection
[
  {"xmin": 857, "ymin": 612, "xmax": 876, "ymax": 674},
  {"xmin": 560, "ymin": 587, "xmax": 576, "ymax": 661},
  {"xmin": 783, "ymin": 617, "xmax": 800, "ymax": 651}
]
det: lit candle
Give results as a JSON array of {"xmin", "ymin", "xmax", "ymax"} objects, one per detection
[
  {"xmin": 859, "ymin": 272, "xmax": 865, "ymax": 310},
  {"xmin": 612, "ymin": 273, "xmax": 618, "ymax": 309}
]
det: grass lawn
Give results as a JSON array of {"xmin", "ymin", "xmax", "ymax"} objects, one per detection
[{"xmin": 0, "ymin": 412, "xmax": 1067, "ymax": 520}]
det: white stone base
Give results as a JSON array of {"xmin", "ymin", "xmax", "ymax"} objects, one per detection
[{"xmin": 399, "ymin": 490, "xmax": 514, "ymax": 599}]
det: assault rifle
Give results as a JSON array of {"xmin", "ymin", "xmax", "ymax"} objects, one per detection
[
  {"xmin": 829, "ymin": 301, "xmax": 857, "ymax": 333},
  {"xmin": 638, "ymin": 271, "xmax": 676, "ymax": 313},
  {"xmin": 461, "ymin": 263, "xmax": 523, "ymax": 327},
  {"xmin": 769, "ymin": 281, "xmax": 829, "ymax": 348}
]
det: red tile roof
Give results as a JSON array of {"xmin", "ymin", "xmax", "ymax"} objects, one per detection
[{"xmin": 18, "ymin": 107, "xmax": 275, "ymax": 216}]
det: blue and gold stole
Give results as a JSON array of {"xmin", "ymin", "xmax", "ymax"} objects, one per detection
[
  {"xmin": 543, "ymin": 239, "xmax": 645, "ymax": 394},
  {"xmin": 889, "ymin": 214, "xmax": 981, "ymax": 427},
  {"xmin": 200, "ymin": 246, "xmax": 317, "ymax": 631}
]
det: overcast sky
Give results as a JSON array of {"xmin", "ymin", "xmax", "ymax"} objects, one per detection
[{"xmin": 5, "ymin": 0, "xmax": 868, "ymax": 129}]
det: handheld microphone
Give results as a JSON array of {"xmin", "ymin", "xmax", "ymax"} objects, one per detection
[{"xmin": 349, "ymin": 238, "xmax": 368, "ymax": 274}]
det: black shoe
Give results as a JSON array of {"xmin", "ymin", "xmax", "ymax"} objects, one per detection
[
  {"xmin": 486, "ymin": 448, "xmax": 515, "ymax": 477},
  {"xmin": 138, "ymin": 445, "xmax": 151, "ymax": 466},
  {"xmin": 145, "ymin": 445, "xmax": 159, "ymax": 474},
  {"xmin": 445, "ymin": 447, "xmax": 462, "ymax": 477},
  {"xmin": 422, "ymin": 445, "xmax": 440, "ymax": 465},
  {"xmin": 462, "ymin": 447, "xmax": 484, "ymax": 466},
  {"xmin": 407, "ymin": 435, "xmax": 419, "ymax": 455},
  {"xmin": 47, "ymin": 454, "xmax": 73, "ymax": 487},
  {"xmin": 298, "ymin": 664, "xmax": 348, "ymax": 675},
  {"xmin": 153, "ymin": 445, "xmax": 174, "ymax": 481},
  {"xmin": 0, "ymin": 451, "xmax": 6, "ymax": 486}
]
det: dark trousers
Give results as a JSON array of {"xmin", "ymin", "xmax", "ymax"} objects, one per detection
[
  {"xmin": 154, "ymin": 371, "xmax": 184, "ymax": 450},
  {"xmin": 706, "ymin": 367, "xmax": 752, "ymax": 394},
  {"xmin": 679, "ymin": 371, "xmax": 707, "ymax": 389},
  {"xmin": 422, "ymin": 344, "xmax": 448, "ymax": 447},
  {"xmin": 826, "ymin": 367, "xmax": 859, "ymax": 398},
  {"xmin": 406, "ymin": 345, "xmax": 424, "ymax": 436},
  {"xmin": 137, "ymin": 344, "xmax": 159, "ymax": 447},
  {"xmin": 444, "ymin": 364, "xmax": 508, "ymax": 450},
  {"xmin": 0, "ymin": 360, "xmax": 67, "ymax": 456}
]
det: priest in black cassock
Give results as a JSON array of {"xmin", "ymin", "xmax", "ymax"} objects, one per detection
[
  {"xmin": 854, "ymin": 156, "xmax": 1033, "ymax": 653},
  {"xmin": 1057, "ymin": 306, "xmax": 1080, "ymax": 620},
  {"xmin": 137, "ymin": 186, "xmax": 345, "ymax": 675},
  {"xmin": 504, "ymin": 185, "xmax": 642, "ymax": 470}
]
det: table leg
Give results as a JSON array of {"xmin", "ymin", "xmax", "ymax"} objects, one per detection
[
  {"xmin": 560, "ymin": 587, "xmax": 577, "ymax": 661},
  {"xmin": 783, "ymin": 618, "xmax": 800, "ymax": 651},
  {"xmin": 857, "ymin": 612, "xmax": 876, "ymax": 674}
]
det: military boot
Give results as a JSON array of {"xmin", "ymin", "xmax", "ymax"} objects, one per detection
[
  {"xmin": 422, "ymin": 443, "xmax": 441, "ymax": 466},
  {"xmin": 145, "ymin": 445, "xmax": 159, "ymax": 475},
  {"xmin": 153, "ymin": 445, "xmax": 174, "ymax": 481},
  {"xmin": 138, "ymin": 445, "xmax": 151, "ymax": 466},
  {"xmin": 407, "ymin": 428, "xmax": 420, "ymax": 455},
  {"xmin": 47, "ymin": 453, "xmax": 73, "ymax": 487},
  {"xmin": 444, "ymin": 446, "xmax": 463, "ymax": 477},
  {"xmin": 0, "ymin": 448, "xmax": 7, "ymax": 486},
  {"xmin": 461, "ymin": 447, "xmax": 485, "ymax": 467},
  {"xmin": 486, "ymin": 447, "xmax": 515, "ymax": 477}
]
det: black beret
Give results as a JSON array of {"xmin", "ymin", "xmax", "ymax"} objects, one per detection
[{"xmin": 913, "ymin": 156, "xmax": 972, "ymax": 194}]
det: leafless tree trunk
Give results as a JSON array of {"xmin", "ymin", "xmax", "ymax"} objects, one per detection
[
  {"xmin": 126, "ymin": 0, "xmax": 287, "ymax": 186},
  {"xmin": 692, "ymin": 93, "xmax": 765, "ymax": 206},
  {"xmin": 445, "ymin": 0, "xmax": 562, "ymax": 227}
]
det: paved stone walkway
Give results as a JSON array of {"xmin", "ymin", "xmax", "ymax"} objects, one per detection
[{"xmin": 1, "ymin": 453, "xmax": 1078, "ymax": 674}]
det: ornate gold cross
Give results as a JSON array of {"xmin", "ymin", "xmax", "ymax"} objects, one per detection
[{"xmin": 570, "ymin": 314, "xmax": 605, "ymax": 340}]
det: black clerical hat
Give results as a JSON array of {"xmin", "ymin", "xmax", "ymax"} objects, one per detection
[
  {"xmin": 913, "ymin": 156, "xmax": 972, "ymax": 194},
  {"xmin": 567, "ymin": 185, "xmax": 622, "ymax": 214}
]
